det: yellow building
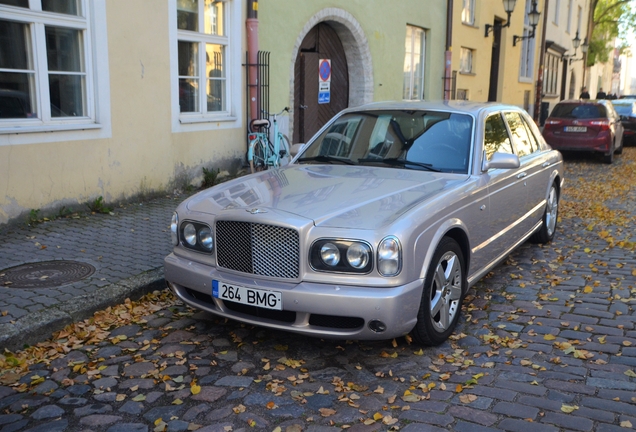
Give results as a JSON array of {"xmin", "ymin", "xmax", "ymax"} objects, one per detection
[{"xmin": 0, "ymin": 0, "xmax": 446, "ymax": 225}]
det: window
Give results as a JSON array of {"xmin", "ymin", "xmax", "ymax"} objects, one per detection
[
  {"xmin": 0, "ymin": 0, "xmax": 107, "ymax": 132},
  {"xmin": 456, "ymin": 89, "xmax": 469, "ymax": 100},
  {"xmin": 460, "ymin": 48, "xmax": 474, "ymax": 73},
  {"xmin": 566, "ymin": 0, "xmax": 572, "ymax": 33},
  {"xmin": 177, "ymin": 0, "xmax": 228, "ymax": 115},
  {"xmin": 461, "ymin": 0, "xmax": 475, "ymax": 25},
  {"xmin": 403, "ymin": 25, "xmax": 426, "ymax": 100},
  {"xmin": 505, "ymin": 111, "xmax": 536, "ymax": 157},
  {"xmin": 484, "ymin": 113, "xmax": 513, "ymax": 159},
  {"xmin": 519, "ymin": 0, "xmax": 536, "ymax": 81},
  {"xmin": 553, "ymin": 0, "xmax": 560, "ymax": 24},
  {"xmin": 543, "ymin": 52, "xmax": 560, "ymax": 96}
]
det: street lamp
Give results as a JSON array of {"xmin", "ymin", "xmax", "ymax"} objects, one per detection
[
  {"xmin": 569, "ymin": 38, "xmax": 589, "ymax": 65},
  {"xmin": 485, "ymin": 0, "xmax": 517, "ymax": 37},
  {"xmin": 513, "ymin": 1, "xmax": 541, "ymax": 46},
  {"xmin": 562, "ymin": 31, "xmax": 584, "ymax": 62}
]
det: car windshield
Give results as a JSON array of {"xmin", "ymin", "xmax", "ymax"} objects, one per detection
[
  {"xmin": 613, "ymin": 103, "xmax": 635, "ymax": 116},
  {"xmin": 550, "ymin": 103, "xmax": 607, "ymax": 119},
  {"xmin": 298, "ymin": 110, "xmax": 473, "ymax": 174}
]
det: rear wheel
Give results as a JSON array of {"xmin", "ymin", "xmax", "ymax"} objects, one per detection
[
  {"xmin": 616, "ymin": 135, "xmax": 624, "ymax": 155},
  {"xmin": 531, "ymin": 182, "xmax": 559, "ymax": 244},
  {"xmin": 411, "ymin": 237, "xmax": 465, "ymax": 346},
  {"xmin": 602, "ymin": 141, "xmax": 614, "ymax": 164},
  {"xmin": 250, "ymin": 138, "xmax": 267, "ymax": 173}
]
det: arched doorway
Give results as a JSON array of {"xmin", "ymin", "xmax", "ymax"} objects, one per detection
[
  {"xmin": 288, "ymin": 8, "xmax": 373, "ymax": 144},
  {"xmin": 293, "ymin": 23, "xmax": 349, "ymax": 144}
]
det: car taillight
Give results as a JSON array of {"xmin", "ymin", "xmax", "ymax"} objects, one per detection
[
  {"xmin": 544, "ymin": 119, "xmax": 561, "ymax": 128},
  {"xmin": 586, "ymin": 120, "xmax": 610, "ymax": 130}
]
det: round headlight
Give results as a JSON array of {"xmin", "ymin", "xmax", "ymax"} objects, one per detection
[
  {"xmin": 183, "ymin": 223, "xmax": 197, "ymax": 246},
  {"xmin": 378, "ymin": 236, "xmax": 401, "ymax": 276},
  {"xmin": 198, "ymin": 227, "xmax": 213, "ymax": 250},
  {"xmin": 321, "ymin": 243, "xmax": 340, "ymax": 266},
  {"xmin": 170, "ymin": 212, "xmax": 179, "ymax": 246},
  {"xmin": 347, "ymin": 243, "xmax": 371, "ymax": 269}
]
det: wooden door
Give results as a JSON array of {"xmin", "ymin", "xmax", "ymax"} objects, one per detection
[{"xmin": 294, "ymin": 23, "xmax": 349, "ymax": 143}]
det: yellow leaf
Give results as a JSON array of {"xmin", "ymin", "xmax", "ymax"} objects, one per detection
[
  {"xmin": 624, "ymin": 370, "xmax": 636, "ymax": 378},
  {"xmin": 413, "ymin": 348, "xmax": 424, "ymax": 356},
  {"xmin": 190, "ymin": 384, "xmax": 201, "ymax": 395},
  {"xmin": 455, "ymin": 384, "xmax": 463, "ymax": 393},
  {"xmin": 544, "ymin": 334, "xmax": 556, "ymax": 341},
  {"xmin": 561, "ymin": 405, "xmax": 579, "ymax": 413},
  {"xmin": 172, "ymin": 398, "xmax": 183, "ymax": 405},
  {"xmin": 583, "ymin": 286, "xmax": 593, "ymax": 293},
  {"xmin": 459, "ymin": 394, "xmax": 477, "ymax": 404},
  {"xmin": 373, "ymin": 412, "xmax": 384, "ymax": 421},
  {"xmin": 154, "ymin": 418, "xmax": 164, "ymax": 426},
  {"xmin": 621, "ymin": 420, "xmax": 633, "ymax": 428}
]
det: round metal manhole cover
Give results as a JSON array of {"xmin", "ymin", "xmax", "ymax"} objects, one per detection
[{"xmin": 0, "ymin": 261, "xmax": 96, "ymax": 289}]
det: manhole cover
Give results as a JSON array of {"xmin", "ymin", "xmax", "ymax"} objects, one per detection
[{"xmin": 0, "ymin": 260, "xmax": 95, "ymax": 289}]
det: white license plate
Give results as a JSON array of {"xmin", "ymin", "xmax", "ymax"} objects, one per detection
[
  {"xmin": 212, "ymin": 280, "xmax": 282, "ymax": 310},
  {"xmin": 564, "ymin": 126, "xmax": 587, "ymax": 132}
]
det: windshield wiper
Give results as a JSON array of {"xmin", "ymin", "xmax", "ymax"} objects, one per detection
[
  {"xmin": 297, "ymin": 155, "xmax": 356, "ymax": 165},
  {"xmin": 357, "ymin": 157, "xmax": 440, "ymax": 172}
]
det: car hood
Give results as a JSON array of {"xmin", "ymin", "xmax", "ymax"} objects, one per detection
[{"xmin": 185, "ymin": 165, "xmax": 468, "ymax": 229}]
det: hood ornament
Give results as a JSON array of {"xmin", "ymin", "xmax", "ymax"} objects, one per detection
[{"xmin": 247, "ymin": 208, "xmax": 267, "ymax": 214}]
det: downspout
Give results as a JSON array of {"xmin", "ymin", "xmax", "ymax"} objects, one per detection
[
  {"xmin": 533, "ymin": 0, "xmax": 548, "ymax": 122},
  {"xmin": 444, "ymin": 0, "xmax": 453, "ymax": 100},
  {"xmin": 246, "ymin": 0, "xmax": 259, "ymax": 123}
]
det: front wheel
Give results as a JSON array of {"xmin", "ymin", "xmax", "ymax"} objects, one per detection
[
  {"xmin": 411, "ymin": 237, "xmax": 465, "ymax": 346},
  {"xmin": 530, "ymin": 182, "xmax": 559, "ymax": 244}
]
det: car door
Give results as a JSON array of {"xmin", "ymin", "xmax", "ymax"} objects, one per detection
[
  {"xmin": 504, "ymin": 111, "xmax": 548, "ymax": 233},
  {"xmin": 473, "ymin": 112, "xmax": 528, "ymax": 270}
]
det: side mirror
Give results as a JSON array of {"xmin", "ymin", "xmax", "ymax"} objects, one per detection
[
  {"xmin": 481, "ymin": 151, "xmax": 521, "ymax": 172},
  {"xmin": 290, "ymin": 143, "xmax": 305, "ymax": 157}
]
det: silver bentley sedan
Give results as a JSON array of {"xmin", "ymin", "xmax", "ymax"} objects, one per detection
[{"xmin": 164, "ymin": 101, "xmax": 564, "ymax": 346}]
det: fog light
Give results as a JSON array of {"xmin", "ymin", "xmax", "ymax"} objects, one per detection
[{"xmin": 368, "ymin": 320, "xmax": 387, "ymax": 333}]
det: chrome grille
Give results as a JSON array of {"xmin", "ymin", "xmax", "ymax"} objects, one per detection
[{"xmin": 216, "ymin": 221, "xmax": 300, "ymax": 278}]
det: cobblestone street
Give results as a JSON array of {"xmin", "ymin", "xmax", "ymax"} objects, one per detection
[{"xmin": 1, "ymin": 148, "xmax": 635, "ymax": 432}]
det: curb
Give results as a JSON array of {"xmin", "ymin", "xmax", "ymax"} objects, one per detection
[{"xmin": 0, "ymin": 268, "xmax": 166, "ymax": 352}]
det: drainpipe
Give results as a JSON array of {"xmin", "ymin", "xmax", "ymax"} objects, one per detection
[
  {"xmin": 533, "ymin": 0, "xmax": 548, "ymax": 123},
  {"xmin": 444, "ymin": 0, "xmax": 453, "ymax": 100},
  {"xmin": 246, "ymin": 0, "xmax": 259, "ymax": 123}
]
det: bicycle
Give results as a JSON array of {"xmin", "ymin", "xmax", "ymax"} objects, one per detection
[{"xmin": 247, "ymin": 107, "xmax": 292, "ymax": 173}]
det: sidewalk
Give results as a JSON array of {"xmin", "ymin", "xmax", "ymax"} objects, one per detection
[{"xmin": 0, "ymin": 195, "xmax": 185, "ymax": 351}]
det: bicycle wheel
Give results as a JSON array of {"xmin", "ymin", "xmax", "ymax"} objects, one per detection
[
  {"xmin": 278, "ymin": 133, "xmax": 292, "ymax": 166},
  {"xmin": 250, "ymin": 137, "xmax": 268, "ymax": 173}
]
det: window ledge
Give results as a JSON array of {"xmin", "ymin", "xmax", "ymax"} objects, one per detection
[
  {"xmin": 461, "ymin": 22, "xmax": 479, "ymax": 29},
  {"xmin": 459, "ymin": 71, "xmax": 476, "ymax": 76},
  {"xmin": 179, "ymin": 115, "xmax": 238, "ymax": 124},
  {"xmin": 0, "ymin": 122, "xmax": 102, "ymax": 135}
]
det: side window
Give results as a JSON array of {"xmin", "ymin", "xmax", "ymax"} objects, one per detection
[
  {"xmin": 520, "ymin": 115, "xmax": 540, "ymax": 153},
  {"xmin": 504, "ymin": 112, "xmax": 533, "ymax": 157},
  {"xmin": 484, "ymin": 113, "xmax": 513, "ymax": 159}
]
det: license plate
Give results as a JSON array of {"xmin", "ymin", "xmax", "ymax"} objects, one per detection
[
  {"xmin": 212, "ymin": 280, "xmax": 282, "ymax": 310},
  {"xmin": 564, "ymin": 126, "xmax": 587, "ymax": 132}
]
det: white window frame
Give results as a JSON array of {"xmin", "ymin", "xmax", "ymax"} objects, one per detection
[
  {"xmin": 461, "ymin": 0, "xmax": 475, "ymax": 25},
  {"xmin": 169, "ymin": 0, "xmax": 242, "ymax": 132},
  {"xmin": 543, "ymin": 52, "xmax": 560, "ymax": 96},
  {"xmin": 0, "ymin": 0, "xmax": 111, "ymax": 144},
  {"xmin": 403, "ymin": 25, "xmax": 426, "ymax": 100},
  {"xmin": 459, "ymin": 47, "xmax": 474, "ymax": 74},
  {"xmin": 519, "ymin": 0, "xmax": 536, "ymax": 83}
]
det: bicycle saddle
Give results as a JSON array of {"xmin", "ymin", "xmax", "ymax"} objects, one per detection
[{"xmin": 250, "ymin": 119, "xmax": 270, "ymax": 130}]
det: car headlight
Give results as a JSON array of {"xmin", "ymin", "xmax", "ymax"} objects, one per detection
[
  {"xmin": 179, "ymin": 221, "xmax": 214, "ymax": 253},
  {"xmin": 170, "ymin": 212, "xmax": 179, "ymax": 246},
  {"xmin": 311, "ymin": 239, "xmax": 372, "ymax": 273},
  {"xmin": 378, "ymin": 236, "xmax": 401, "ymax": 276}
]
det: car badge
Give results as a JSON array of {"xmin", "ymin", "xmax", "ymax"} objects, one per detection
[{"xmin": 247, "ymin": 208, "xmax": 267, "ymax": 214}]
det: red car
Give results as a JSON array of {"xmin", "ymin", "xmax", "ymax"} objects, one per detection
[{"xmin": 542, "ymin": 100, "xmax": 624, "ymax": 164}]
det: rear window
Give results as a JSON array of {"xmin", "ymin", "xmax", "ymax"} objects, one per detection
[
  {"xmin": 613, "ymin": 103, "xmax": 635, "ymax": 116},
  {"xmin": 550, "ymin": 103, "xmax": 607, "ymax": 119}
]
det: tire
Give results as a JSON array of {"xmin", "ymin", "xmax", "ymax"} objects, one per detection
[
  {"xmin": 411, "ymin": 237, "xmax": 466, "ymax": 346},
  {"xmin": 250, "ymin": 138, "xmax": 267, "ymax": 173},
  {"xmin": 616, "ymin": 135, "xmax": 624, "ymax": 155},
  {"xmin": 602, "ymin": 140, "xmax": 614, "ymax": 164},
  {"xmin": 530, "ymin": 182, "xmax": 559, "ymax": 244}
]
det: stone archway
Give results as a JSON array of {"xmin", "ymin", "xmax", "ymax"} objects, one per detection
[{"xmin": 288, "ymin": 8, "xmax": 373, "ymax": 142}]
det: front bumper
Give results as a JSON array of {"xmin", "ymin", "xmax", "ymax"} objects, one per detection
[{"xmin": 164, "ymin": 253, "xmax": 423, "ymax": 340}]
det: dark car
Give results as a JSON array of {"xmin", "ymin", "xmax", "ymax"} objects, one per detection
[
  {"xmin": 542, "ymin": 99, "xmax": 624, "ymax": 164},
  {"xmin": 611, "ymin": 99, "xmax": 636, "ymax": 143}
]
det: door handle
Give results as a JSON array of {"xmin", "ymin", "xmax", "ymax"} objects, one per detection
[
  {"xmin": 542, "ymin": 162, "xmax": 550, "ymax": 167},
  {"xmin": 517, "ymin": 172, "xmax": 527, "ymax": 179},
  {"xmin": 300, "ymin": 105, "xmax": 308, "ymax": 110}
]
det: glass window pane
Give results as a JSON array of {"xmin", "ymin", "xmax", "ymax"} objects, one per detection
[
  {"xmin": 179, "ymin": 78, "xmax": 199, "ymax": 112},
  {"xmin": 0, "ymin": 0, "xmax": 28, "ymax": 7},
  {"xmin": 49, "ymin": 73, "xmax": 84, "ymax": 116},
  {"xmin": 484, "ymin": 114, "xmax": 513, "ymax": 159},
  {"xmin": 0, "ymin": 20, "xmax": 31, "ymax": 70},
  {"xmin": 45, "ymin": 26, "xmax": 83, "ymax": 72},
  {"xmin": 42, "ymin": 0, "xmax": 80, "ymax": 16},
  {"xmin": 177, "ymin": 0, "xmax": 198, "ymax": 31},
  {"xmin": 204, "ymin": 0, "xmax": 224, "ymax": 36},
  {"xmin": 0, "ymin": 72, "xmax": 36, "ymax": 118},
  {"xmin": 505, "ymin": 112, "xmax": 533, "ymax": 157},
  {"xmin": 206, "ymin": 44, "xmax": 224, "ymax": 111},
  {"xmin": 178, "ymin": 41, "xmax": 198, "ymax": 76}
]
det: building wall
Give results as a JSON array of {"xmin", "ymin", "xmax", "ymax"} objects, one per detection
[
  {"xmin": 451, "ymin": 0, "xmax": 543, "ymax": 112},
  {"xmin": 0, "ymin": 0, "xmax": 246, "ymax": 225},
  {"xmin": 258, "ymin": 0, "xmax": 447, "ymax": 122}
]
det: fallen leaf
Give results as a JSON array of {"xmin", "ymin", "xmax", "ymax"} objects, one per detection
[{"xmin": 561, "ymin": 404, "xmax": 579, "ymax": 413}]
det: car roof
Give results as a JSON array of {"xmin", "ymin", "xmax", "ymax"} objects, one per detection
[
  {"xmin": 556, "ymin": 99, "xmax": 607, "ymax": 105},
  {"xmin": 342, "ymin": 100, "xmax": 527, "ymax": 117}
]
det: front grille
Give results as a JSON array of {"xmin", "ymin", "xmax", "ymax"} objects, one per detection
[
  {"xmin": 216, "ymin": 221, "xmax": 300, "ymax": 279},
  {"xmin": 309, "ymin": 314, "xmax": 365, "ymax": 329},
  {"xmin": 225, "ymin": 301, "xmax": 296, "ymax": 323}
]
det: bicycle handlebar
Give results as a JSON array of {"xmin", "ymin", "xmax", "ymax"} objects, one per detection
[{"xmin": 261, "ymin": 107, "xmax": 290, "ymax": 117}]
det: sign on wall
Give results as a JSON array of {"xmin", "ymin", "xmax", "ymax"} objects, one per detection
[{"xmin": 319, "ymin": 59, "xmax": 331, "ymax": 104}]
